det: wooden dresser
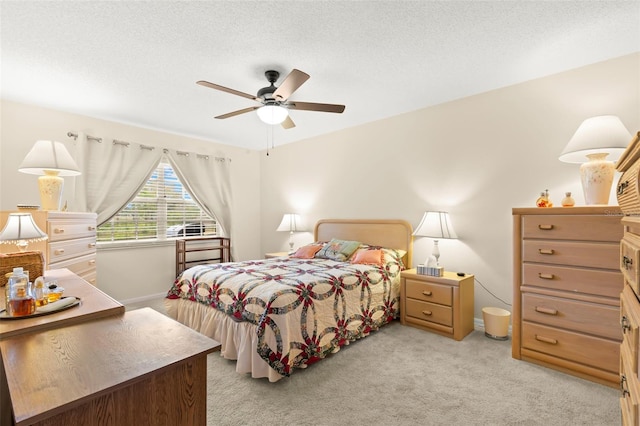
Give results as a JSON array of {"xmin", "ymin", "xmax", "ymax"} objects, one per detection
[
  {"xmin": 512, "ymin": 206, "xmax": 623, "ymax": 387},
  {"xmin": 0, "ymin": 211, "xmax": 97, "ymax": 285},
  {"xmin": 616, "ymin": 130, "xmax": 640, "ymax": 424}
]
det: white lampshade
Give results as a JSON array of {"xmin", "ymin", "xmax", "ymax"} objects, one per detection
[
  {"xmin": 413, "ymin": 211, "xmax": 457, "ymax": 267},
  {"xmin": 0, "ymin": 213, "xmax": 48, "ymax": 252},
  {"xmin": 559, "ymin": 116, "xmax": 632, "ymax": 205},
  {"xmin": 18, "ymin": 140, "xmax": 81, "ymax": 211},
  {"xmin": 413, "ymin": 211, "xmax": 457, "ymax": 239},
  {"xmin": 559, "ymin": 116, "xmax": 632, "ymax": 163},
  {"xmin": 257, "ymin": 104, "xmax": 289, "ymax": 125},
  {"xmin": 277, "ymin": 213, "xmax": 304, "ymax": 232},
  {"xmin": 277, "ymin": 213, "xmax": 304, "ymax": 251},
  {"xmin": 18, "ymin": 140, "xmax": 81, "ymax": 176}
]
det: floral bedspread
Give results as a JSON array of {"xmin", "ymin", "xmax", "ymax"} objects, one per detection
[{"xmin": 166, "ymin": 254, "xmax": 402, "ymax": 376}]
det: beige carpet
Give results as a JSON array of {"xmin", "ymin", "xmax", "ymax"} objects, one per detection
[{"xmin": 127, "ymin": 298, "xmax": 619, "ymax": 425}]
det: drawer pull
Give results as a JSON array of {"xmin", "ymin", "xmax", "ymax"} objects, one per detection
[
  {"xmin": 54, "ymin": 249, "xmax": 65, "ymax": 255},
  {"xmin": 54, "ymin": 228, "xmax": 65, "ymax": 234},
  {"xmin": 618, "ymin": 180, "xmax": 629, "ymax": 196},
  {"xmin": 623, "ymin": 256, "xmax": 633, "ymax": 270},
  {"xmin": 89, "ymin": 243, "xmax": 96, "ymax": 248},
  {"xmin": 89, "ymin": 259, "xmax": 96, "ymax": 265},
  {"xmin": 538, "ymin": 224, "xmax": 554, "ymax": 230},
  {"xmin": 421, "ymin": 310, "xmax": 433, "ymax": 317},
  {"xmin": 621, "ymin": 375, "xmax": 631, "ymax": 397},
  {"xmin": 538, "ymin": 273, "xmax": 554, "ymax": 280},
  {"xmin": 535, "ymin": 306, "xmax": 558, "ymax": 315},
  {"xmin": 534, "ymin": 335, "xmax": 557, "ymax": 345},
  {"xmin": 88, "ymin": 226, "xmax": 96, "ymax": 231},
  {"xmin": 538, "ymin": 249, "xmax": 554, "ymax": 255},
  {"xmin": 422, "ymin": 291, "xmax": 433, "ymax": 297},
  {"xmin": 622, "ymin": 315, "xmax": 631, "ymax": 334}
]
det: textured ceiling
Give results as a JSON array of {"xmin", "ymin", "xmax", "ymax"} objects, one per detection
[{"xmin": 1, "ymin": 1, "xmax": 639, "ymax": 150}]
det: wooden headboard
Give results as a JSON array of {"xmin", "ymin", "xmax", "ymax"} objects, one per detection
[{"xmin": 314, "ymin": 219, "xmax": 413, "ymax": 268}]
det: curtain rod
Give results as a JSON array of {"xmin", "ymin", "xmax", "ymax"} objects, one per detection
[
  {"xmin": 66, "ymin": 132, "xmax": 101, "ymax": 142},
  {"xmin": 67, "ymin": 130, "xmax": 230, "ymax": 161}
]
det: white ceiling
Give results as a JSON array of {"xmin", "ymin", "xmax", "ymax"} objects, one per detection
[{"xmin": 1, "ymin": 1, "xmax": 639, "ymax": 151}]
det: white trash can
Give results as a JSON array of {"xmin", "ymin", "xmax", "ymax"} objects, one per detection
[{"xmin": 482, "ymin": 307, "xmax": 511, "ymax": 340}]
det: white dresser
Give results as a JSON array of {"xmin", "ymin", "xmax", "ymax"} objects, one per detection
[{"xmin": 0, "ymin": 211, "xmax": 97, "ymax": 285}]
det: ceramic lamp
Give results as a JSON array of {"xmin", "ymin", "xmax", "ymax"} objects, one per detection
[
  {"xmin": 18, "ymin": 140, "xmax": 81, "ymax": 211},
  {"xmin": 559, "ymin": 116, "xmax": 632, "ymax": 205},
  {"xmin": 412, "ymin": 211, "xmax": 457, "ymax": 267},
  {"xmin": 277, "ymin": 213, "xmax": 304, "ymax": 251}
]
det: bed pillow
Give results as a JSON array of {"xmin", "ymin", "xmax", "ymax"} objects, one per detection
[
  {"xmin": 315, "ymin": 238, "xmax": 361, "ymax": 262},
  {"xmin": 291, "ymin": 243, "xmax": 324, "ymax": 259},
  {"xmin": 350, "ymin": 249, "xmax": 384, "ymax": 266},
  {"xmin": 358, "ymin": 245, "xmax": 407, "ymax": 269}
]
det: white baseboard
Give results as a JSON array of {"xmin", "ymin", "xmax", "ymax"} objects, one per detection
[
  {"xmin": 120, "ymin": 292, "xmax": 167, "ymax": 306},
  {"xmin": 474, "ymin": 317, "xmax": 512, "ymax": 335},
  {"xmin": 474, "ymin": 317, "xmax": 485, "ymax": 331}
]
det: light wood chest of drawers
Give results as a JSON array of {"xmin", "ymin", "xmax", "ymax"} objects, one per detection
[
  {"xmin": 0, "ymin": 211, "xmax": 97, "ymax": 285},
  {"xmin": 616, "ymin": 131, "xmax": 640, "ymax": 425},
  {"xmin": 512, "ymin": 206, "xmax": 623, "ymax": 387},
  {"xmin": 620, "ymin": 214, "xmax": 640, "ymax": 424},
  {"xmin": 400, "ymin": 269, "xmax": 474, "ymax": 341}
]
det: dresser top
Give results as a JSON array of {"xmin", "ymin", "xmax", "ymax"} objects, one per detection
[{"xmin": 513, "ymin": 206, "xmax": 622, "ymax": 216}]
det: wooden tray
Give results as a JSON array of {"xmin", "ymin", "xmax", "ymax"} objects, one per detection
[{"xmin": 0, "ymin": 297, "xmax": 81, "ymax": 320}]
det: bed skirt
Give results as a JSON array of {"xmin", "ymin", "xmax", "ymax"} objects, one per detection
[{"xmin": 164, "ymin": 298, "xmax": 285, "ymax": 382}]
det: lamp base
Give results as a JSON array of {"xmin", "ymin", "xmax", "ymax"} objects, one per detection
[
  {"xmin": 38, "ymin": 170, "xmax": 63, "ymax": 211},
  {"xmin": 580, "ymin": 153, "xmax": 614, "ymax": 205}
]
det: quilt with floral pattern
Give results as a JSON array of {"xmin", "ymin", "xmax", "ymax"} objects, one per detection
[{"xmin": 166, "ymin": 253, "xmax": 403, "ymax": 377}]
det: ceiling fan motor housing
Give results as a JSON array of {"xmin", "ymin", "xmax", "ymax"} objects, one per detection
[{"xmin": 257, "ymin": 70, "xmax": 280, "ymax": 100}]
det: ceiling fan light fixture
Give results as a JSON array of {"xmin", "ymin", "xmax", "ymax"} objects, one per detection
[{"xmin": 257, "ymin": 104, "xmax": 288, "ymax": 125}]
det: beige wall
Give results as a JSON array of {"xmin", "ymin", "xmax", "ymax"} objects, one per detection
[
  {"xmin": 0, "ymin": 101, "xmax": 262, "ymax": 301},
  {"xmin": 260, "ymin": 53, "xmax": 640, "ymax": 318},
  {"xmin": 1, "ymin": 53, "xmax": 638, "ymax": 318}
]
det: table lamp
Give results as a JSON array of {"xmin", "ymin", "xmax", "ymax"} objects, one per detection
[
  {"xmin": 18, "ymin": 140, "xmax": 81, "ymax": 211},
  {"xmin": 0, "ymin": 213, "xmax": 48, "ymax": 252},
  {"xmin": 559, "ymin": 116, "xmax": 631, "ymax": 205},
  {"xmin": 413, "ymin": 211, "xmax": 457, "ymax": 267},
  {"xmin": 277, "ymin": 213, "xmax": 304, "ymax": 251}
]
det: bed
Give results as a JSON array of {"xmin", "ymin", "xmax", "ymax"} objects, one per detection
[{"xmin": 165, "ymin": 218, "xmax": 413, "ymax": 382}]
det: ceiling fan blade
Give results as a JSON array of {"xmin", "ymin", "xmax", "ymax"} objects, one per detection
[
  {"xmin": 281, "ymin": 115, "xmax": 296, "ymax": 129},
  {"xmin": 215, "ymin": 106, "xmax": 260, "ymax": 119},
  {"xmin": 197, "ymin": 80, "xmax": 260, "ymax": 102},
  {"xmin": 273, "ymin": 69, "xmax": 310, "ymax": 101},
  {"xmin": 287, "ymin": 101, "xmax": 345, "ymax": 114}
]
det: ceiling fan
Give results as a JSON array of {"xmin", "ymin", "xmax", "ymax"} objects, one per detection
[{"xmin": 197, "ymin": 69, "xmax": 345, "ymax": 129}]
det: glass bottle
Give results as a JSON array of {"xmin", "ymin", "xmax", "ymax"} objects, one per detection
[
  {"xmin": 6, "ymin": 267, "xmax": 36, "ymax": 317},
  {"xmin": 561, "ymin": 192, "xmax": 575, "ymax": 207},
  {"xmin": 34, "ymin": 276, "xmax": 48, "ymax": 307},
  {"xmin": 536, "ymin": 190, "xmax": 552, "ymax": 208}
]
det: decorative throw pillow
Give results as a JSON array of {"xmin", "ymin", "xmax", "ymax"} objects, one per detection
[
  {"xmin": 358, "ymin": 245, "xmax": 407, "ymax": 270},
  {"xmin": 315, "ymin": 238, "xmax": 361, "ymax": 262},
  {"xmin": 350, "ymin": 249, "xmax": 384, "ymax": 266},
  {"xmin": 291, "ymin": 244, "xmax": 323, "ymax": 259}
]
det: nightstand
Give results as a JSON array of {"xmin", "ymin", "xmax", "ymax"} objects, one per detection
[
  {"xmin": 265, "ymin": 252, "xmax": 289, "ymax": 259},
  {"xmin": 400, "ymin": 269, "xmax": 474, "ymax": 341}
]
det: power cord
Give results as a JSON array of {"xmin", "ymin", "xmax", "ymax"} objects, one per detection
[{"xmin": 474, "ymin": 276, "xmax": 511, "ymax": 307}]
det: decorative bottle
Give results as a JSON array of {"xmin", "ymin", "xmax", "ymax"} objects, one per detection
[
  {"xmin": 6, "ymin": 267, "xmax": 35, "ymax": 317},
  {"xmin": 561, "ymin": 192, "xmax": 575, "ymax": 207},
  {"xmin": 536, "ymin": 190, "xmax": 552, "ymax": 208}
]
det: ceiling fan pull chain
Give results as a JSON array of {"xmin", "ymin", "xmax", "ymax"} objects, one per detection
[{"xmin": 266, "ymin": 125, "xmax": 270, "ymax": 156}]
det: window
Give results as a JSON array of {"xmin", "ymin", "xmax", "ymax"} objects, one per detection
[{"xmin": 97, "ymin": 160, "xmax": 217, "ymax": 242}]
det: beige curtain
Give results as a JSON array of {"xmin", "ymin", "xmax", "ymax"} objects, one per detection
[{"xmin": 72, "ymin": 134, "xmax": 162, "ymax": 225}]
